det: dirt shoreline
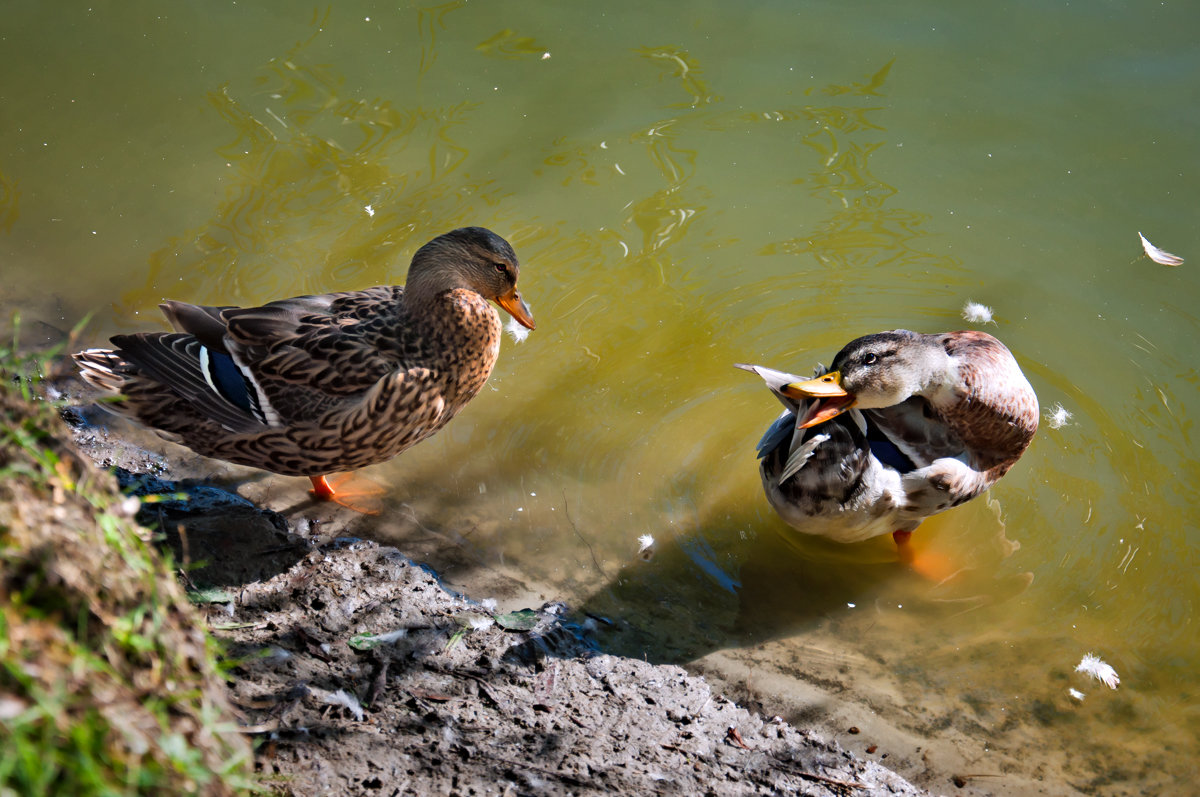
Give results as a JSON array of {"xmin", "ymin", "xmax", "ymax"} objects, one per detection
[{"xmin": 60, "ymin": 395, "xmax": 934, "ymax": 796}]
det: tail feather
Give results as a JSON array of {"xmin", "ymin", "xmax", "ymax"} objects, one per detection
[
  {"xmin": 159, "ymin": 300, "xmax": 234, "ymax": 350},
  {"xmin": 73, "ymin": 348, "xmax": 129, "ymax": 393},
  {"xmin": 73, "ymin": 335, "xmax": 266, "ymax": 434}
]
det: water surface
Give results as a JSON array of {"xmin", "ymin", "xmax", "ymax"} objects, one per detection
[{"xmin": 3, "ymin": 2, "xmax": 1198, "ymax": 793}]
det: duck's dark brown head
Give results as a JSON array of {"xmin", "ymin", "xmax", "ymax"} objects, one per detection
[{"xmin": 407, "ymin": 227, "xmax": 535, "ymax": 330}]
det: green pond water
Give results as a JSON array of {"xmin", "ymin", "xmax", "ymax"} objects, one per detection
[{"xmin": 3, "ymin": 2, "xmax": 1198, "ymax": 793}]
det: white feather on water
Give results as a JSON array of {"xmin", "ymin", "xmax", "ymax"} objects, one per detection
[
  {"xmin": 1076, "ymin": 653, "xmax": 1120, "ymax": 689},
  {"xmin": 961, "ymin": 300, "xmax": 995, "ymax": 325},
  {"xmin": 1046, "ymin": 402, "xmax": 1073, "ymax": 429},
  {"xmin": 1138, "ymin": 231, "xmax": 1183, "ymax": 266}
]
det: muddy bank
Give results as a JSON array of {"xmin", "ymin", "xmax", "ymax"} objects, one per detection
[
  {"xmin": 205, "ymin": 537, "xmax": 925, "ymax": 795},
  {"xmin": 60, "ymin": 393, "xmax": 933, "ymax": 796}
]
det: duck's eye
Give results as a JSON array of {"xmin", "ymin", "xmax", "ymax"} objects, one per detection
[
  {"xmin": 493, "ymin": 262, "xmax": 509, "ymax": 273},
  {"xmin": 862, "ymin": 353, "xmax": 879, "ymax": 365}
]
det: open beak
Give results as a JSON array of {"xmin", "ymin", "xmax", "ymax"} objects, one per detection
[
  {"xmin": 781, "ymin": 371, "xmax": 856, "ymax": 428},
  {"xmin": 497, "ymin": 288, "xmax": 536, "ymax": 330}
]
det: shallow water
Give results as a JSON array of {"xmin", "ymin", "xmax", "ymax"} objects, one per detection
[{"xmin": 4, "ymin": 2, "xmax": 1198, "ymax": 792}]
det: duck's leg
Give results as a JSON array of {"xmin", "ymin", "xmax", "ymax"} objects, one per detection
[
  {"xmin": 308, "ymin": 473, "xmax": 385, "ymax": 515},
  {"xmin": 309, "ymin": 475, "xmax": 336, "ymax": 500}
]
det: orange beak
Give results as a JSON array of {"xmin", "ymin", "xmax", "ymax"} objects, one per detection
[
  {"xmin": 497, "ymin": 288, "xmax": 535, "ymax": 330},
  {"xmin": 781, "ymin": 371, "xmax": 856, "ymax": 428}
]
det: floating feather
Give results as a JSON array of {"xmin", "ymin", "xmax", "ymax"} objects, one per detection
[
  {"xmin": 961, "ymin": 300, "xmax": 995, "ymax": 325},
  {"xmin": 1076, "ymin": 653, "xmax": 1119, "ymax": 689},
  {"xmin": 1138, "ymin": 231, "xmax": 1183, "ymax": 266},
  {"xmin": 1046, "ymin": 402, "xmax": 1073, "ymax": 430}
]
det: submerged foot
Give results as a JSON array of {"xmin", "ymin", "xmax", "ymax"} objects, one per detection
[{"xmin": 893, "ymin": 529, "xmax": 956, "ymax": 581}]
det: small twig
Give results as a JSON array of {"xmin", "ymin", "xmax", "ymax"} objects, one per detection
[
  {"xmin": 364, "ymin": 654, "xmax": 389, "ymax": 708},
  {"xmin": 792, "ymin": 770, "xmax": 868, "ymax": 790},
  {"xmin": 176, "ymin": 565, "xmax": 197, "ymax": 591},
  {"xmin": 953, "ymin": 773, "xmax": 1005, "ymax": 787},
  {"xmin": 475, "ymin": 751, "xmax": 592, "ymax": 789},
  {"xmin": 451, "ymin": 670, "xmax": 505, "ymax": 710},
  {"xmin": 236, "ymin": 720, "xmax": 281, "ymax": 734},
  {"xmin": 173, "ymin": 514, "xmax": 190, "ymax": 568},
  {"xmin": 562, "ymin": 489, "xmax": 607, "ymax": 579},
  {"xmin": 769, "ymin": 753, "xmax": 868, "ymax": 790}
]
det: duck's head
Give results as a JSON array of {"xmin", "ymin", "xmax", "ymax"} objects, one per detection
[
  {"xmin": 408, "ymin": 227, "xmax": 536, "ymax": 329},
  {"xmin": 782, "ymin": 330, "xmax": 949, "ymax": 427}
]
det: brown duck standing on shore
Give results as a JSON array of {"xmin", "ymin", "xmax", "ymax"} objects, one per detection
[
  {"xmin": 737, "ymin": 330, "xmax": 1038, "ymax": 569},
  {"xmin": 74, "ymin": 226, "xmax": 535, "ymax": 512}
]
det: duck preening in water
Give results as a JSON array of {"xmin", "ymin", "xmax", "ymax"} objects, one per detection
[{"xmin": 737, "ymin": 329, "xmax": 1038, "ymax": 553}]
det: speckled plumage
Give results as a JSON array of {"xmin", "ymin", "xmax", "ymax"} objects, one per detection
[
  {"xmin": 738, "ymin": 330, "xmax": 1038, "ymax": 543},
  {"xmin": 74, "ymin": 227, "xmax": 534, "ymax": 490}
]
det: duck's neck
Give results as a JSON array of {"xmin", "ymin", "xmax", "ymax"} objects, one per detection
[
  {"xmin": 403, "ymin": 261, "xmax": 469, "ymax": 316},
  {"xmin": 890, "ymin": 337, "xmax": 959, "ymax": 406},
  {"xmin": 412, "ymin": 288, "xmax": 503, "ymax": 407}
]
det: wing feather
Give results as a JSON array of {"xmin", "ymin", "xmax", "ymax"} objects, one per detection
[{"xmin": 105, "ymin": 333, "xmax": 266, "ymax": 433}]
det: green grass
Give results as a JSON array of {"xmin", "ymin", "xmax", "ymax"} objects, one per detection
[{"xmin": 0, "ymin": 317, "xmax": 256, "ymax": 796}]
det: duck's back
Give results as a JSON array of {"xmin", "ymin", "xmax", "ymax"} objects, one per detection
[{"xmin": 935, "ymin": 331, "xmax": 1039, "ymax": 474}]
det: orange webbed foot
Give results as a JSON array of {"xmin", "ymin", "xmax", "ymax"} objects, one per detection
[
  {"xmin": 893, "ymin": 529, "xmax": 957, "ymax": 581},
  {"xmin": 308, "ymin": 473, "xmax": 386, "ymax": 515}
]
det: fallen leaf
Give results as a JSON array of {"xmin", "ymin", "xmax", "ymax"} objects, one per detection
[
  {"xmin": 408, "ymin": 688, "xmax": 453, "ymax": 702},
  {"xmin": 1138, "ymin": 231, "xmax": 1183, "ymax": 266},
  {"xmin": 494, "ymin": 609, "xmax": 540, "ymax": 631},
  {"xmin": 187, "ymin": 588, "xmax": 234, "ymax": 604},
  {"xmin": 348, "ymin": 628, "xmax": 408, "ymax": 650},
  {"xmin": 725, "ymin": 726, "xmax": 751, "ymax": 749},
  {"xmin": 348, "ymin": 633, "xmax": 383, "ymax": 651}
]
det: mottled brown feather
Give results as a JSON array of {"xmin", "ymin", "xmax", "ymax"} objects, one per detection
[{"xmin": 72, "ymin": 227, "xmax": 529, "ymax": 481}]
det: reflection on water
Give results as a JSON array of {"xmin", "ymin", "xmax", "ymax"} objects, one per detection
[
  {"xmin": 120, "ymin": 26, "xmax": 501, "ymax": 317},
  {"xmin": 759, "ymin": 59, "xmax": 967, "ymax": 323},
  {"xmin": 476, "ymin": 28, "xmax": 551, "ymax": 60},
  {"xmin": 637, "ymin": 45, "xmax": 722, "ymax": 109},
  {"xmin": 5, "ymin": 2, "xmax": 1200, "ymax": 793}
]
